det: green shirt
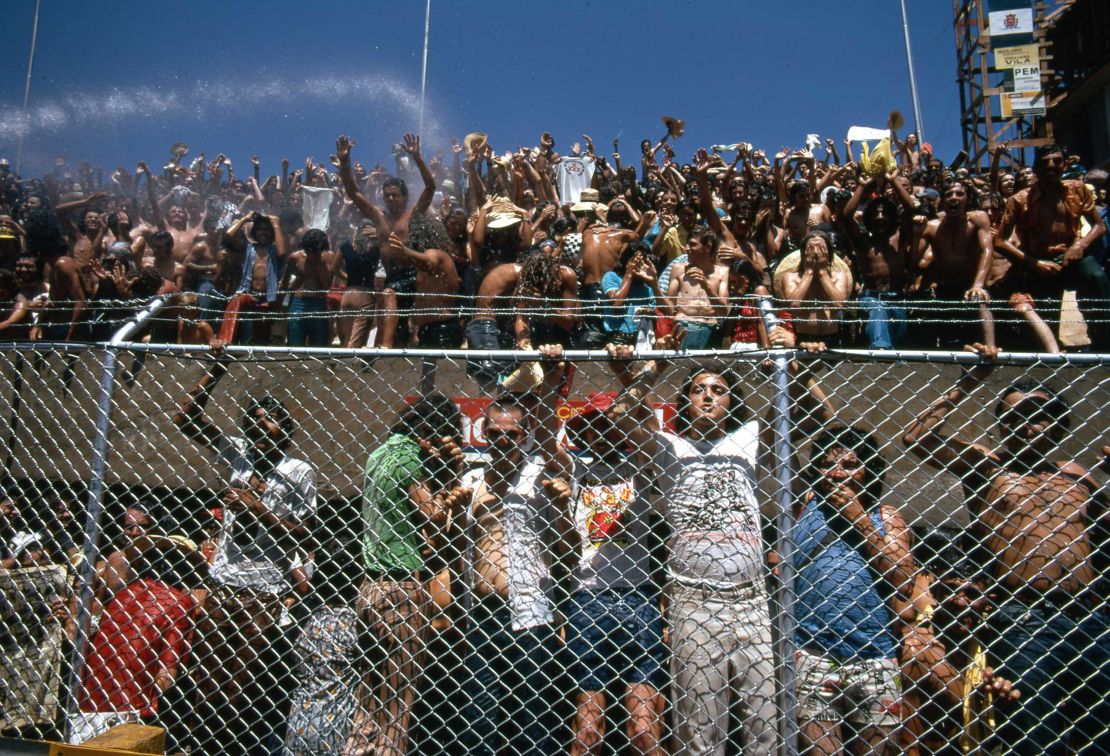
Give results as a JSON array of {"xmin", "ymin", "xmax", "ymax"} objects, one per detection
[{"xmin": 360, "ymin": 434, "xmax": 426, "ymax": 573}]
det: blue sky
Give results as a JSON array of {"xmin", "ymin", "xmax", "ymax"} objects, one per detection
[{"xmin": 0, "ymin": 1, "xmax": 963, "ymax": 176}]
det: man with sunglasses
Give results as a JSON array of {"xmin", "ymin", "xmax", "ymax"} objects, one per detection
[
  {"xmin": 903, "ymin": 359, "xmax": 1110, "ymax": 754},
  {"xmin": 459, "ymin": 347, "xmax": 576, "ymax": 755}
]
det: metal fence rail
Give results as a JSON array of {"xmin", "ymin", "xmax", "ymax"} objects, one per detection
[{"xmin": 0, "ymin": 308, "xmax": 1106, "ymax": 755}]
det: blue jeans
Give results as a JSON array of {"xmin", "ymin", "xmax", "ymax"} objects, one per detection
[
  {"xmin": 287, "ymin": 296, "xmax": 329, "ymax": 347},
  {"xmin": 193, "ymin": 279, "xmax": 225, "ymax": 329},
  {"xmin": 566, "ymin": 587, "xmax": 666, "ymax": 692},
  {"xmin": 989, "ymin": 601, "xmax": 1110, "ymax": 754},
  {"xmin": 460, "ymin": 599, "xmax": 565, "ymax": 755},
  {"xmin": 858, "ymin": 290, "xmax": 908, "ymax": 349},
  {"xmin": 677, "ymin": 320, "xmax": 716, "ymax": 349}
]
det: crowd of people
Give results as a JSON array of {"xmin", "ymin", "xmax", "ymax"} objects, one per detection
[
  {"xmin": 1, "ymin": 336, "xmax": 1103, "ymax": 754},
  {"xmin": 0, "ymin": 124, "xmax": 1107, "ymax": 354},
  {"xmin": 0, "ymin": 123, "xmax": 1108, "ymax": 756}
]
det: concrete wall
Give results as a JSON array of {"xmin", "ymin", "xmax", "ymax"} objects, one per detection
[{"xmin": 1, "ymin": 349, "xmax": 1106, "ymax": 528}]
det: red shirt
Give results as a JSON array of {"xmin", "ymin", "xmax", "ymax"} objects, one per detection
[
  {"xmin": 727, "ymin": 299, "xmax": 794, "ymax": 346},
  {"xmin": 80, "ymin": 578, "xmax": 196, "ymax": 716}
]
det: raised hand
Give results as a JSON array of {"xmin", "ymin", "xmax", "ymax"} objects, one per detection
[
  {"xmin": 251, "ymin": 155, "xmax": 260, "ymax": 167},
  {"xmin": 693, "ymin": 148, "xmax": 711, "ymax": 172},
  {"xmin": 401, "ymin": 133, "xmax": 421, "ymax": 156},
  {"xmin": 335, "ymin": 135, "xmax": 355, "ymax": 164}
]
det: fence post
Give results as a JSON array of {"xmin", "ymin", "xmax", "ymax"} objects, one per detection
[
  {"xmin": 62, "ymin": 297, "xmax": 168, "ymax": 742},
  {"xmin": 761, "ymin": 301, "xmax": 799, "ymax": 756}
]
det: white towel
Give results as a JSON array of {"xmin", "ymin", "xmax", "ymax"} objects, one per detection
[{"xmin": 300, "ymin": 186, "xmax": 334, "ymax": 232}]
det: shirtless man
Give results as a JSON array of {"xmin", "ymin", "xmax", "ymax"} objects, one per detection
[
  {"xmin": 843, "ymin": 174, "xmax": 916, "ymax": 348},
  {"xmin": 578, "ymin": 210, "xmax": 654, "ymax": 347},
  {"xmin": 782, "ymin": 230, "xmax": 852, "ymax": 345},
  {"xmin": 71, "ymin": 209, "xmax": 110, "ymax": 294},
  {"xmin": 335, "ymin": 133, "xmax": 435, "ymax": 348},
  {"xmin": 383, "ymin": 228, "xmax": 462, "ymax": 347},
  {"xmin": 144, "ymin": 230, "xmax": 184, "ymax": 289},
  {"xmin": 182, "ymin": 215, "xmax": 224, "ymax": 326},
  {"xmin": 999, "ymin": 144, "xmax": 1110, "ymax": 350},
  {"xmin": 279, "ymin": 228, "xmax": 336, "ymax": 346},
  {"xmin": 665, "ymin": 227, "xmax": 728, "ymax": 349},
  {"xmin": 692, "ymin": 150, "xmax": 766, "ymax": 273},
  {"xmin": 32, "ymin": 211, "xmax": 87, "ymax": 341},
  {"xmin": 784, "ymin": 181, "xmax": 832, "ymax": 251},
  {"xmin": 904, "ymin": 356, "xmax": 1110, "ymax": 753},
  {"xmin": 918, "ymin": 181, "xmax": 996, "ymax": 349},
  {"xmin": 219, "ymin": 213, "xmax": 285, "ymax": 345},
  {"xmin": 138, "ymin": 162, "xmax": 201, "ymax": 262},
  {"xmin": 465, "ymin": 255, "xmax": 576, "ymax": 383}
]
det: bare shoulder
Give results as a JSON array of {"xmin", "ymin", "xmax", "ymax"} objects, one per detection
[{"xmin": 968, "ymin": 210, "xmax": 992, "ymax": 228}]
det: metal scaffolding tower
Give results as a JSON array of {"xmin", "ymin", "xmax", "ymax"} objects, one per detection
[{"xmin": 952, "ymin": 0, "xmax": 1075, "ymax": 172}]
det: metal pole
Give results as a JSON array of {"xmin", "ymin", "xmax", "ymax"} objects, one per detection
[
  {"xmin": 15, "ymin": 0, "xmax": 42, "ymax": 175},
  {"xmin": 62, "ymin": 297, "xmax": 168, "ymax": 741},
  {"xmin": 418, "ymin": 0, "xmax": 431, "ymax": 136},
  {"xmin": 899, "ymin": 0, "xmax": 926, "ymax": 144},
  {"xmin": 760, "ymin": 300, "xmax": 799, "ymax": 756}
]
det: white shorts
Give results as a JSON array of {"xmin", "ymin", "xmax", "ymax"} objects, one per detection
[{"xmin": 796, "ymin": 648, "xmax": 901, "ymax": 728}]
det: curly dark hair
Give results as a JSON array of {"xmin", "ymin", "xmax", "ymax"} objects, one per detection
[
  {"xmin": 407, "ymin": 212, "xmax": 450, "ymax": 253},
  {"xmin": 242, "ymin": 396, "xmax": 296, "ymax": 451},
  {"xmin": 674, "ymin": 368, "xmax": 751, "ymax": 436},
  {"xmin": 516, "ymin": 251, "xmax": 562, "ymax": 299},
  {"xmin": 803, "ymin": 424, "xmax": 887, "ymax": 509},
  {"xmin": 22, "ymin": 208, "xmax": 69, "ymax": 259}
]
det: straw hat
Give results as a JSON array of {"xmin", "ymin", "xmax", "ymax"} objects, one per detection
[{"xmin": 464, "ymin": 132, "xmax": 488, "ymax": 160}]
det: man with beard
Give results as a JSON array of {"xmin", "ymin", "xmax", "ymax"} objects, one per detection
[
  {"xmin": 138, "ymin": 161, "xmax": 201, "ymax": 262},
  {"xmin": 998, "ymin": 144, "xmax": 1110, "ymax": 350},
  {"xmin": 903, "ymin": 358, "xmax": 1110, "ymax": 753},
  {"xmin": 918, "ymin": 181, "xmax": 996, "ymax": 350},
  {"xmin": 458, "ymin": 351, "xmax": 576, "ymax": 756},
  {"xmin": 173, "ymin": 360, "xmax": 316, "ymax": 755}
]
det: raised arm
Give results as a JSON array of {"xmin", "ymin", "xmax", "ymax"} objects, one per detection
[
  {"xmin": 334, "ymin": 135, "xmax": 387, "ymax": 233},
  {"xmin": 693, "ymin": 149, "xmax": 726, "ymax": 237},
  {"xmin": 901, "ymin": 356, "xmax": 997, "ymax": 477},
  {"xmin": 401, "ymin": 133, "xmax": 436, "ymax": 214},
  {"xmin": 137, "ymin": 163, "xmax": 165, "ymax": 230},
  {"xmin": 171, "ymin": 358, "xmax": 229, "ymax": 450}
]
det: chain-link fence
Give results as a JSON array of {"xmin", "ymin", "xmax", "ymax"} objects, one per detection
[{"xmin": 0, "ymin": 298, "xmax": 1107, "ymax": 755}]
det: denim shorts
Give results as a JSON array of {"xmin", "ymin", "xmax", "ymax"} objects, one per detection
[{"xmin": 565, "ymin": 586, "xmax": 667, "ymax": 692}]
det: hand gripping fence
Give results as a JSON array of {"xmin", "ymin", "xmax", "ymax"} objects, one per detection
[{"xmin": 0, "ymin": 303, "xmax": 1107, "ymax": 755}]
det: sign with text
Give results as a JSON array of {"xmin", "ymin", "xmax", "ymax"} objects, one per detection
[
  {"xmin": 1000, "ymin": 91, "xmax": 1046, "ymax": 117},
  {"xmin": 995, "ymin": 43, "xmax": 1039, "ymax": 69},
  {"xmin": 1012, "ymin": 65, "xmax": 1042, "ymax": 92},
  {"xmin": 988, "ymin": 8, "xmax": 1034, "ymax": 36}
]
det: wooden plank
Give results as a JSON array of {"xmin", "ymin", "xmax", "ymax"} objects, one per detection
[{"xmin": 52, "ymin": 723, "xmax": 165, "ymax": 754}]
